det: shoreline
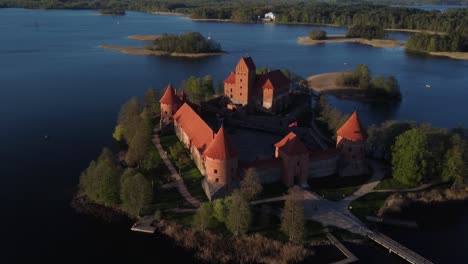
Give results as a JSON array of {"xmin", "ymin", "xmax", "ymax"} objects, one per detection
[
  {"xmin": 429, "ymin": 51, "xmax": 468, "ymax": 60},
  {"xmin": 298, "ymin": 35, "xmax": 405, "ymax": 48},
  {"xmin": 128, "ymin": 35, "xmax": 162, "ymax": 41},
  {"xmin": 100, "ymin": 45, "xmax": 226, "ymax": 57}
]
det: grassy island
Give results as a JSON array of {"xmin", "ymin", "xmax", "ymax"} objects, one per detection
[
  {"xmin": 101, "ymin": 32, "xmax": 226, "ymax": 57},
  {"xmin": 307, "ymin": 64, "xmax": 401, "ymax": 101}
]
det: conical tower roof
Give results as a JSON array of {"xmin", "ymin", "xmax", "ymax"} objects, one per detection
[
  {"xmin": 336, "ymin": 111, "xmax": 366, "ymax": 141},
  {"xmin": 159, "ymin": 84, "xmax": 181, "ymax": 105},
  {"xmin": 274, "ymin": 132, "xmax": 309, "ymax": 155},
  {"xmin": 204, "ymin": 126, "xmax": 238, "ymax": 160}
]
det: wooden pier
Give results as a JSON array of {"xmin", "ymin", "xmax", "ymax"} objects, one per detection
[
  {"xmin": 326, "ymin": 232, "xmax": 358, "ymax": 264},
  {"xmin": 367, "ymin": 232, "xmax": 433, "ymax": 264},
  {"xmin": 131, "ymin": 215, "xmax": 157, "ymax": 234}
]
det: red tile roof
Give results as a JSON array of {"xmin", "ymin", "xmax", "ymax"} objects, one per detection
[
  {"xmin": 203, "ymin": 126, "xmax": 238, "ymax": 160},
  {"xmin": 258, "ymin": 69, "xmax": 290, "ymax": 90},
  {"xmin": 336, "ymin": 111, "xmax": 366, "ymax": 141},
  {"xmin": 274, "ymin": 132, "xmax": 309, "ymax": 155},
  {"xmin": 224, "ymin": 72, "xmax": 236, "ymax": 84},
  {"xmin": 173, "ymin": 103, "xmax": 214, "ymax": 152},
  {"xmin": 159, "ymin": 84, "xmax": 181, "ymax": 105},
  {"xmin": 239, "ymin": 57, "xmax": 256, "ymax": 71}
]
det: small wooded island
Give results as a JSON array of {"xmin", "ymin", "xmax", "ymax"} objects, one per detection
[
  {"xmin": 406, "ymin": 32, "xmax": 468, "ymax": 60},
  {"xmin": 101, "ymin": 32, "xmax": 226, "ymax": 57},
  {"xmin": 299, "ymin": 25, "xmax": 405, "ymax": 49},
  {"xmin": 308, "ymin": 64, "xmax": 401, "ymax": 102},
  {"xmin": 100, "ymin": 7, "xmax": 125, "ymax": 15}
]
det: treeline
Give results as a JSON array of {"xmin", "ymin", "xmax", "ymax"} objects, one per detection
[
  {"xmin": 367, "ymin": 121, "xmax": 468, "ymax": 187},
  {"xmin": 336, "ymin": 64, "xmax": 401, "ymax": 100},
  {"xmin": 2, "ymin": 1, "xmax": 468, "ymax": 34},
  {"xmin": 346, "ymin": 25, "xmax": 386, "ymax": 40},
  {"xmin": 181, "ymin": 75, "xmax": 222, "ymax": 104},
  {"xmin": 406, "ymin": 32, "xmax": 468, "ymax": 52},
  {"xmin": 148, "ymin": 32, "xmax": 222, "ymax": 53},
  {"xmin": 79, "ymin": 88, "xmax": 163, "ymax": 217}
]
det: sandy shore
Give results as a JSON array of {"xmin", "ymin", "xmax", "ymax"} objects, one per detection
[
  {"xmin": 307, "ymin": 72, "xmax": 360, "ymax": 94},
  {"xmin": 128, "ymin": 35, "xmax": 162, "ymax": 41},
  {"xmin": 298, "ymin": 35, "xmax": 404, "ymax": 48},
  {"xmin": 100, "ymin": 45, "xmax": 226, "ymax": 57},
  {"xmin": 429, "ymin": 51, "xmax": 468, "ymax": 60},
  {"xmin": 151, "ymin": 11, "xmax": 184, "ymax": 16}
]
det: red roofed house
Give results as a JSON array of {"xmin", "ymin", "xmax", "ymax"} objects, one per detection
[
  {"xmin": 224, "ymin": 57, "xmax": 290, "ymax": 113},
  {"xmin": 274, "ymin": 132, "xmax": 310, "ymax": 187},
  {"xmin": 336, "ymin": 111, "xmax": 368, "ymax": 176},
  {"xmin": 160, "ymin": 84, "xmax": 183, "ymax": 128}
]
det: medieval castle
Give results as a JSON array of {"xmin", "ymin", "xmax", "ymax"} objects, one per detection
[{"xmin": 159, "ymin": 57, "xmax": 367, "ymax": 200}]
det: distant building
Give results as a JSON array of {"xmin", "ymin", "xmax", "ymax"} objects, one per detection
[{"xmin": 264, "ymin": 12, "xmax": 276, "ymax": 21}]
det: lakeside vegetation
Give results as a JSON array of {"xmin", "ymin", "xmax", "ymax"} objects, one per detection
[
  {"xmin": 100, "ymin": 7, "xmax": 125, "ymax": 15},
  {"xmin": 336, "ymin": 64, "xmax": 401, "ymax": 100},
  {"xmin": 3, "ymin": 1, "xmax": 467, "ymax": 34},
  {"xmin": 147, "ymin": 32, "xmax": 222, "ymax": 54},
  {"xmin": 406, "ymin": 32, "xmax": 468, "ymax": 53},
  {"xmin": 346, "ymin": 24, "xmax": 386, "ymax": 40}
]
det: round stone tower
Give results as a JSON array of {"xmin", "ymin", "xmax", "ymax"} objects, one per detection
[
  {"xmin": 203, "ymin": 126, "xmax": 238, "ymax": 188},
  {"xmin": 159, "ymin": 84, "xmax": 182, "ymax": 128},
  {"xmin": 336, "ymin": 111, "xmax": 367, "ymax": 176}
]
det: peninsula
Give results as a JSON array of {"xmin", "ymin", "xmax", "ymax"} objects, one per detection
[
  {"xmin": 101, "ymin": 32, "xmax": 226, "ymax": 57},
  {"xmin": 298, "ymin": 35, "xmax": 404, "ymax": 48}
]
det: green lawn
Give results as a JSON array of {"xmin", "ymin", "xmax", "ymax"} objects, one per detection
[
  {"xmin": 159, "ymin": 133, "xmax": 208, "ymax": 203},
  {"xmin": 309, "ymin": 174, "xmax": 371, "ymax": 201},
  {"xmin": 348, "ymin": 192, "xmax": 393, "ymax": 222},
  {"xmin": 375, "ymin": 177, "xmax": 417, "ymax": 190}
]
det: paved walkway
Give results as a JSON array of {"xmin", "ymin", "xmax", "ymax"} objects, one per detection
[
  {"xmin": 153, "ymin": 135, "xmax": 201, "ymax": 208},
  {"xmin": 372, "ymin": 181, "xmax": 439, "ymax": 193}
]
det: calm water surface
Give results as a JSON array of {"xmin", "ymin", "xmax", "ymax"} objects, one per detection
[{"xmin": 1, "ymin": 8, "xmax": 467, "ymax": 263}]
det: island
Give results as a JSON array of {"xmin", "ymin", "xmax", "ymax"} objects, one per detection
[
  {"xmin": 406, "ymin": 32, "xmax": 468, "ymax": 60},
  {"xmin": 299, "ymin": 26, "xmax": 405, "ymax": 49},
  {"xmin": 100, "ymin": 32, "xmax": 226, "ymax": 58},
  {"xmin": 100, "ymin": 8, "xmax": 125, "ymax": 15},
  {"xmin": 307, "ymin": 64, "xmax": 401, "ymax": 101}
]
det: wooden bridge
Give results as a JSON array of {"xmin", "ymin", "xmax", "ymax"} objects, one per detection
[{"xmin": 367, "ymin": 232, "xmax": 433, "ymax": 264}]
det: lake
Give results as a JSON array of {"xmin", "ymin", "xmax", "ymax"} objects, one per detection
[{"xmin": 1, "ymin": 8, "xmax": 467, "ymax": 263}]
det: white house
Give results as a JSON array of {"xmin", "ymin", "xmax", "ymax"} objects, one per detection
[{"xmin": 264, "ymin": 12, "xmax": 276, "ymax": 21}]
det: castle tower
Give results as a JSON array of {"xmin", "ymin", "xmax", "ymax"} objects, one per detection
[
  {"xmin": 274, "ymin": 132, "xmax": 309, "ymax": 187},
  {"xmin": 336, "ymin": 111, "xmax": 368, "ymax": 176},
  {"xmin": 203, "ymin": 126, "xmax": 238, "ymax": 189},
  {"xmin": 159, "ymin": 84, "xmax": 182, "ymax": 128},
  {"xmin": 224, "ymin": 57, "xmax": 256, "ymax": 106}
]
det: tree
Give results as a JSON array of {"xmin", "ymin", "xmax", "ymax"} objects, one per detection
[
  {"xmin": 143, "ymin": 87, "xmax": 160, "ymax": 118},
  {"xmin": 79, "ymin": 148, "xmax": 121, "ymax": 206},
  {"xmin": 212, "ymin": 196, "xmax": 232, "ymax": 224},
  {"xmin": 169, "ymin": 143, "xmax": 191, "ymax": 174},
  {"xmin": 240, "ymin": 168, "xmax": 263, "ymax": 201},
  {"xmin": 141, "ymin": 145, "xmax": 161, "ymax": 171},
  {"xmin": 441, "ymin": 135, "xmax": 466, "ymax": 187},
  {"xmin": 116, "ymin": 97, "xmax": 141, "ymax": 143},
  {"xmin": 226, "ymin": 190, "xmax": 250, "ymax": 236},
  {"xmin": 192, "ymin": 202, "xmax": 214, "ymax": 231},
  {"xmin": 309, "ymin": 29, "xmax": 327, "ymax": 40},
  {"xmin": 120, "ymin": 173, "xmax": 153, "ymax": 216},
  {"xmin": 392, "ymin": 128, "xmax": 431, "ymax": 185},
  {"xmin": 280, "ymin": 186, "xmax": 305, "ymax": 243},
  {"xmin": 125, "ymin": 113, "xmax": 153, "ymax": 167}
]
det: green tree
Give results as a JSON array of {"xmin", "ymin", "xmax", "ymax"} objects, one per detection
[
  {"xmin": 240, "ymin": 168, "xmax": 263, "ymax": 201},
  {"xmin": 226, "ymin": 190, "xmax": 251, "ymax": 236},
  {"xmin": 79, "ymin": 148, "xmax": 121, "ymax": 206},
  {"xmin": 125, "ymin": 118, "xmax": 152, "ymax": 167},
  {"xmin": 141, "ymin": 145, "xmax": 161, "ymax": 171},
  {"xmin": 116, "ymin": 97, "xmax": 141, "ymax": 143},
  {"xmin": 143, "ymin": 87, "xmax": 160, "ymax": 118},
  {"xmin": 441, "ymin": 135, "xmax": 466, "ymax": 186},
  {"xmin": 280, "ymin": 186, "xmax": 305, "ymax": 243},
  {"xmin": 392, "ymin": 128, "xmax": 431, "ymax": 185},
  {"xmin": 309, "ymin": 29, "xmax": 327, "ymax": 40},
  {"xmin": 169, "ymin": 143, "xmax": 191, "ymax": 174},
  {"xmin": 212, "ymin": 196, "xmax": 231, "ymax": 224},
  {"xmin": 192, "ymin": 202, "xmax": 214, "ymax": 231},
  {"xmin": 120, "ymin": 173, "xmax": 153, "ymax": 216}
]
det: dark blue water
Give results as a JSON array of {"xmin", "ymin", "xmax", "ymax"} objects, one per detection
[{"xmin": 1, "ymin": 8, "xmax": 467, "ymax": 263}]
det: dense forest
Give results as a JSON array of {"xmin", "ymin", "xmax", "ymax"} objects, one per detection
[
  {"xmin": 148, "ymin": 32, "xmax": 222, "ymax": 53},
  {"xmin": 346, "ymin": 25, "xmax": 386, "ymax": 39},
  {"xmin": 1, "ymin": 1, "xmax": 467, "ymax": 34},
  {"xmin": 406, "ymin": 32, "xmax": 468, "ymax": 52}
]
